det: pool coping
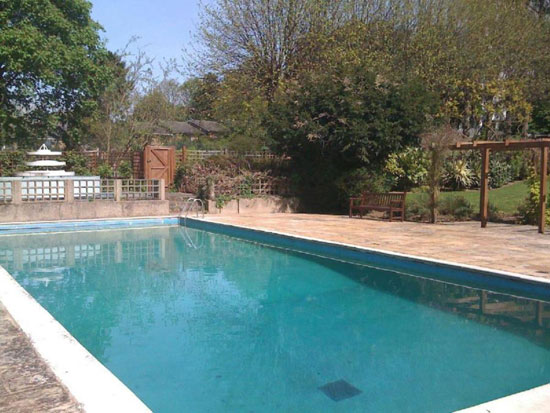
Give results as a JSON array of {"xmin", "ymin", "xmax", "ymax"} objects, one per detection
[
  {"xmin": 191, "ymin": 217, "xmax": 550, "ymax": 289},
  {"xmin": 0, "ymin": 215, "xmax": 179, "ymax": 234},
  {"xmin": 0, "ymin": 266, "xmax": 152, "ymax": 413},
  {"xmin": 0, "ymin": 217, "xmax": 170, "ymax": 412}
]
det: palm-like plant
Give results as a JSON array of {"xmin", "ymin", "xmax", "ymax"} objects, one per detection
[{"xmin": 443, "ymin": 159, "xmax": 476, "ymax": 190}]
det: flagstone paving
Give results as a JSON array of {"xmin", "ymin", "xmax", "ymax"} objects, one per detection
[
  {"xmin": 206, "ymin": 214, "xmax": 550, "ymax": 278},
  {"xmin": 0, "ymin": 302, "xmax": 81, "ymax": 413}
]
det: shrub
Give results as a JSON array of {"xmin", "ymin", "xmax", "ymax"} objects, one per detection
[
  {"xmin": 443, "ymin": 159, "xmax": 476, "ymax": 190},
  {"xmin": 0, "ymin": 151, "xmax": 26, "ymax": 176},
  {"xmin": 405, "ymin": 190, "xmax": 432, "ymax": 222},
  {"xmin": 439, "ymin": 196, "xmax": 474, "ymax": 220},
  {"xmin": 96, "ymin": 163, "xmax": 113, "ymax": 178},
  {"xmin": 384, "ymin": 147, "xmax": 429, "ymax": 191},
  {"xmin": 334, "ymin": 168, "xmax": 391, "ymax": 202},
  {"xmin": 467, "ymin": 151, "xmax": 519, "ymax": 189},
  {"xmin": 174, "ymin": 164, "xmax": 186, "ymax": 191},
  {"xmin": 61, "ymin": 151, "xmax": 91, "ymax": 176},
  {"xmin": 489, "ymin": 157, "xmax": 514, "ymax": 189},
  {"xmin": 237, "ymin": 175, "xmax": 254, "ymax": 198},
  {"xmin": 517, "ymin": 169, "xmax": 550, "ymax": 225},
  {"xmin": 267, "ymin": 63, "xmax": 439, "ymax": 212},
  {"xmin": 509, "ymin": 152, "xmax": 531, "ymax": 181},
  {"xmin": 116, "ymin": 161, "xmax": 133, "ymax": 179},
  {"xmin": 487, "ymin": 202, "xmax": 503, "ymax": 222},
  {"xmin": 215, "ymin": 194, "xmax": 233, "ymax": 209}
]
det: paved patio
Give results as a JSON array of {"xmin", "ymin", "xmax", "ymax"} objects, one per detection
[
  {"xmin": 0, "ymin": 302, "xmax": 81, "ymax": 412},
  {"xmin": 206, "ymin": 214, "xmax": 550, "ymax": 279}
]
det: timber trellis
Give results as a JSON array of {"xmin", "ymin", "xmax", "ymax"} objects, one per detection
[
  {"xmin": 180, "ymin": 148, "xmax": 279, "ymax": 163},
  {"xmin": 451, "ymin": 138, "xmax": 550, "ymax": 234},
  {"xmin": 82, "ymin": 150, "xmax": 143, "ymax": 178}
]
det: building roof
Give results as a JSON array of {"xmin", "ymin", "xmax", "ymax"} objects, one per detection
[
  {"xmin": 159, "ymin": 121, "xmax": 203, "ymax": 135},
  {"xmin": 135, "ymin": 120, "xmax": 227, "ymax": 136},
  {"xmin": 134, "ymin": 122, "xmax": 173, "ymax": 135},
  {"xmin": 188, "ymin": 120, "xmax": 228, "ymax": 135}
]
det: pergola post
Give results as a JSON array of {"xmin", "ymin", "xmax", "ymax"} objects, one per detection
[
  {"xmin": 451, "ymin": 138, "xmax": 550, "ymax": 234},
  {"xmin": 480, "ymin": 148, "xmax": 490, "ymax": 228},
  {"xmin": 540, "ymin": 146, "xmax": 548, "ymax": 234}
]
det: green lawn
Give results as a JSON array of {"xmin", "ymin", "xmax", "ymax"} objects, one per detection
[{"xmin": 407, "ymin": 180, "xmax": 546, "ymax": 215}]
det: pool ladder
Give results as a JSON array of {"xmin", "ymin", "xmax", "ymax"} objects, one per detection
[{"xmin": 180, "ymin": 198, "xmax": 205, "ymax": 225}]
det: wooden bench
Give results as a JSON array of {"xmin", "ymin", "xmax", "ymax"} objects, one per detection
[{"xmin": 349, "ymin": 192, "xmax": 406, "ymax": 222}]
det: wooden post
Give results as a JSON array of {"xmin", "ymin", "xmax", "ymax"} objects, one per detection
[
  {"xmin": 182, "ymin": 146, "xmax": 187, "ymax": 164},
  {"xmin": 480, "ymin": 148, "xmax": 490, "ymax": 228},
  {"xmin": 539, "ymin": 146, "xmax": 548, "ymax": 234},
  {"xmin": 430, "ymin": 148, "xmax": 438, "ymax": 224}
]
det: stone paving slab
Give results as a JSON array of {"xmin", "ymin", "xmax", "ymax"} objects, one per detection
[
  {"xmin": 206, "ymin": 214, "xmax": 550, "ymax": 278},
  {"xmin": 0, "ymin": 302, "xmax": 81, "ymax": 413}
]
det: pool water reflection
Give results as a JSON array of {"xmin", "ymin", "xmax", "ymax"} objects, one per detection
[{"xmin": 0, "ymin": 226, "xmax": 549, "ymax": 412}]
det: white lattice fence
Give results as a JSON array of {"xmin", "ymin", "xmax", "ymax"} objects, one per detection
[
  {"xmin": 121, "ymin": 179, "xmax": 161, "ymax": 200},
  {"xmin": 74, "ymin": 179, "xmax": 115, "ymax": 201},
  {"xmin": 0, "ymin": 181, "xmax": 12, "ymax": 203},
  {"xmin": 22, "ymin": 179, "xmax": 65, "ymax": 201}
]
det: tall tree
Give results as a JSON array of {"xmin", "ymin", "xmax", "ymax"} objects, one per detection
[
  {"xmin": 181, "ymin": 74, "xmax": 220, "ymax": 119},
  {"xmin": 87, "ymin": 46, "xmax": 154, "ymax": 156},
  {"xmin": 0, "ymin": 0, "xmax": 113, "ymax": 148},
  {"xmin": 267, "ymin": 63, "xmax": 439, "ymax": 210},
  {"xmin": 197, "ymin": 0, "xmax": 550, "ymax": 138}
]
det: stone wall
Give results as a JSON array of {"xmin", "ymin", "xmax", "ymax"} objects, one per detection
[
  {"xmin": 207, "ymin": 196, "xmax": 300, "ymax": 215},
  {"xmin": 0, "ymin": 200, "xmax": 170, "ymax": 223}
]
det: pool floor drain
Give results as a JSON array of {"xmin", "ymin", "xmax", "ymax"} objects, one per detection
[{"xmin": 318, "ymin": 379, "xmax": 362, "ymax": 401}]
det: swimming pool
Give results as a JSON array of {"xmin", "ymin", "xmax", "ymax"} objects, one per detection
[{"xmin": 0, "ymin": 220, "xmax": 549, "ymax": 412}]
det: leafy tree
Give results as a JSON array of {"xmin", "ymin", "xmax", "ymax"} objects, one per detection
[
  {"xmin": 198, "ymin": 0, "xmax": 550, "ymax": 139},
  {"xmin": 197, "ymin": 0, "xmax": 319, "ymax": 94},
  {"xmin": 267, "ymin": 64, "xmax": 439, "ymax": 210},
  {"xmin": 133, "ymin": 88, "xmax": 185, "ymax": 122},
  {"xmin": 421, "ymin": 125, "xmax": 464, "ymax": 223},
  {"xmin": 384, "ymin": 147, "xmax": 429, "ymax": 191},
  {"xmin": 213, "ymin": 72, "xmax": 271, "ymax": 151},
  {"xmin": 528, "ymin": 0, "xmax": 550, "ymax": 16},
  {"xmin": 0, "ymin": 0, "xmax": 113, "ymax": 148},
  {"xmin": 87, "ymin": 45, "xmax": 155, "ymax": 159},
  {"xmin": 181, "ymin": 74, "xmax": 220, "ymax": 120},
  {"xmin": 531, "ymin": 98, "xmax": 550, "ymax": 134}
]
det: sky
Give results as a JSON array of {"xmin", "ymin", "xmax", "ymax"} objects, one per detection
[{"xmin": 90, "ymin": 0, "xmax": 204, "ymax": 79}]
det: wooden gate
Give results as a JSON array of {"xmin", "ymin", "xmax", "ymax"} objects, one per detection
[{"xmin": 143, "ymin": 145, "xmax": 175, "ymax": 186}]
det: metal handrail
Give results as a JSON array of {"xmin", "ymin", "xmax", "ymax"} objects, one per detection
[{"xmin": 180, "ymin": 198, "xmax": 205, "ymax": 225}]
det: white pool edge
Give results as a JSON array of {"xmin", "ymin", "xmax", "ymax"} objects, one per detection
[
  {"xmin": 0, "ymin": 266, "xmax": 152, "ymax": 413},
  {"xmin": 455, "ymin": 383, "xmax": 550, "ymax": 412}
]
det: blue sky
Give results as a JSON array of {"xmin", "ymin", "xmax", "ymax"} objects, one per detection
[{"xmin": 90, "ymin": 0, "xmax": 203, "ymax": 78}]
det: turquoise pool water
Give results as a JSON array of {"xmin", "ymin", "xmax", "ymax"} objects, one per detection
[{"xmin": 1, "ymin": 224, "xmax": 549, "ymax": 412}]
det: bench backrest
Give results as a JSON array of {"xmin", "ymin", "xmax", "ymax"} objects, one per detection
[{"xmin": 361, "ymin": 192, "xmax": 406, "ymax": 207}]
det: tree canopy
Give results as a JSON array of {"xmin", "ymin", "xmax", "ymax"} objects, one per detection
[
  {"xmin": 0, "ymin": 0, "xmax": 112, "ymax": 147},
  {"xmin": 198, "ymin": 0, "xmax": 550, "ymax": 140}
]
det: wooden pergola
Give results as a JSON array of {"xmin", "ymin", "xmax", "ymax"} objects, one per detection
[{"xmin": 451, "ymin": 138, "xmax": 550, "ymax": 233}]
